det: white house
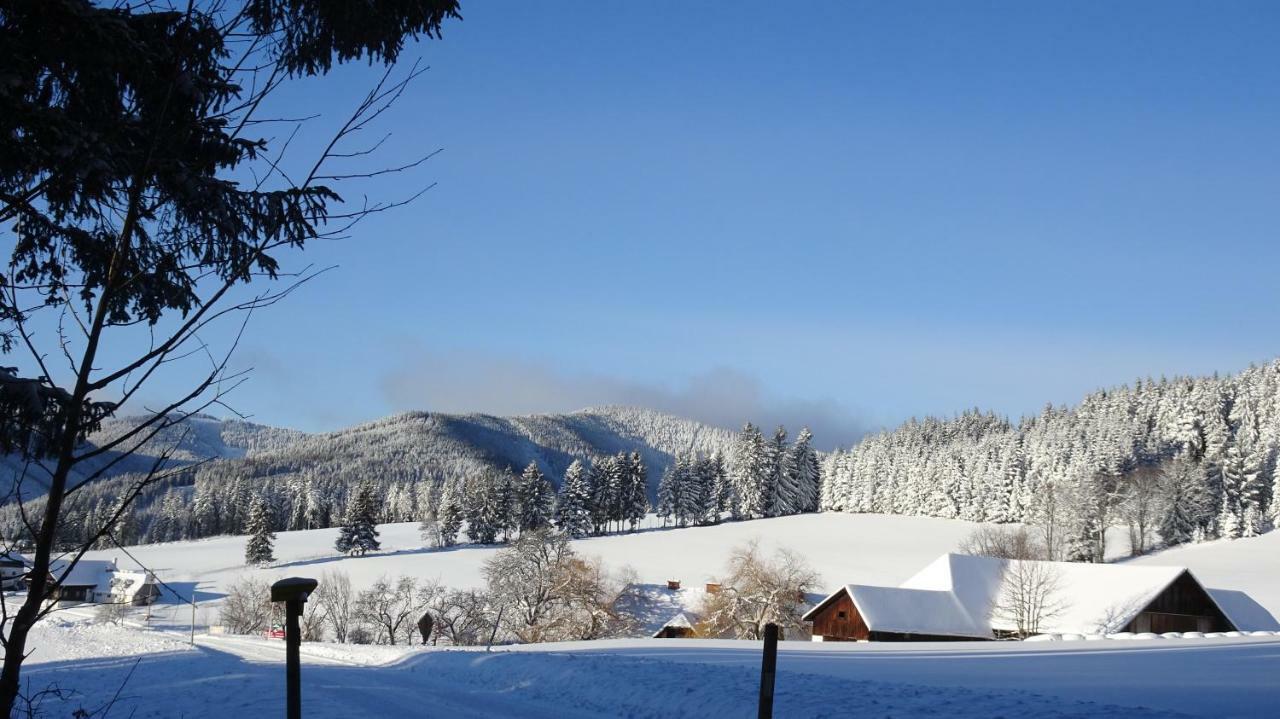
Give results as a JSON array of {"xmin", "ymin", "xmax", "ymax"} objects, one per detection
[{"xmin": 44, "ymin": 558, "xmax": 159, "ymax": 606}]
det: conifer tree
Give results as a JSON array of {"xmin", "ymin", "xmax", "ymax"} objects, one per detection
[
  {"xmin": 554, "ymin": 460, "xmax": 594, "ymax": 538},
  {"xmin": 708, "ymin": 450, "xmax": 734, "ymax": 521},
  {"xmin": 789, "ymin": 427, "xmax": 822, "ymax": 514},
  {"xmin": 437, "ymin": 480, "xmax": 464, "ymax": 547},
  {"xmin": 656, "ymin": 461, "xmax": 678, "ymax": 527},
  {"xmin": 732, "ymin": 423, "xmax": 770, "ymax": 519},
  {"xmin": 335, "ymin": 482, "xmax": 381, "ymax": 556},
  {"xmin": 244, "ymin": 496, "xmax": 276, "ymax": 566},
  {"xmin": 1158, "ymin": 456, "xmax": 1211, "ymax": 546},
  {"xmin": 621, "ymin": 452, "xmax": 649, "ymax": 531},
  {"xmin": 673, "ymin": 454, "xmax": 702, "ymax": 527},
  {"xmin": 517, "ymin": 462, "xmax": 555, "ymax": 534},
  {"xmin": 496, "ymin": 469, "xmax": 518, "ymax": 541},
  {"xmin": 588, "ymin": 457, "xmax": 615, "ymax": 535},
  {"xmin": 768, "ymin": 426, "xmax": 795, "ymax": 517}
]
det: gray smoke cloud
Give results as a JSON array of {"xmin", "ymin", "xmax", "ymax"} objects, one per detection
[{"xmin": 378, "ymin": 350, "xmax": 868, "ymax": 450}]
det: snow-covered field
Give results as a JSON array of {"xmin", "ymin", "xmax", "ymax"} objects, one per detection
[
  {"xmin": 80, "ymin": 512, "xmax": 1280, "ymax": 624},
  {"xmin": 20, "ymin": 617, "xmax": 1280, "ymax": 718},
  {"xmin": 79, "ymin": 512, "xmax": 990, "ymax": 632},
  {"xmin": 15, "ymin": 513, "xmax": 1279, "ymax": 717}
]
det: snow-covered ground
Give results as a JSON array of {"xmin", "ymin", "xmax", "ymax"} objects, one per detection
[
  {"xmin": 20, "ymin": 615, "xmax": 1280, "ymax": 718},
  {"xmin": 16, "ymin": 513, "xmax": 1278, "ymax": 717}
]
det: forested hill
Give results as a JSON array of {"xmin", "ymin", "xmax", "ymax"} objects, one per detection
[
  {"xmin": 822, "ymin": 360, "xmax": 1280, "ymax": 559},
  {"xmin": 0, "ymin": 414, "xmax": 307, "ymax": 498},
  {"xmin": 2, "ymin": 406, "xmax": 741, "ymax": 544}
]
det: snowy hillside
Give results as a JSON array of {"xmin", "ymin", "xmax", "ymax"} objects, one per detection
[
  {"xmin": 87, "ymin": 513, "xmax": 983, "ymax": 606},
  {"xmin": 85, "ymin": 512, "xmax": 1280, "ymax": 627}
]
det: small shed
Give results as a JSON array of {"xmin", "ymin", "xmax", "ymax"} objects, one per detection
[{"xmin": 653, "ymin": 612, "xmax": 699, "ymax": 639}]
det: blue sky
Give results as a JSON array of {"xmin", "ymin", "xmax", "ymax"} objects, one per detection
[{"xmin": 117, "ymin": 1, "xmax": 1280, "ymax": 446}]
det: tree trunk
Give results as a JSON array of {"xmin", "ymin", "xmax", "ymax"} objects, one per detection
[{"xmin": 0, "ymin": 179, "xmax": 139, "ymax": 716}]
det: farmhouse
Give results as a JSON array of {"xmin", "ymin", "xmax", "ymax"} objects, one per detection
[
  {"xmin": 38, "ymin": 559, "xmax": 160, "ymax": 606},
  {"xmin": 804, "ymin": 553, "xmax": 1240, "ymax": 641}
]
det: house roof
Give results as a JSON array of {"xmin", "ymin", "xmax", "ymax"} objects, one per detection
[
  {"xmin": 849, "ymin": 585, "xmax": 990, "ymax": 638},
  {"xmin": 806, "ymin": 553, "xmax": 1239, "ymax": 638},
  {"xmin": 50, "ymin": 559, "xmax": 116, "ymax": 589},
  {"xmin": 652, "ymin": 612, "xmax": 699, "ymax": 637}
]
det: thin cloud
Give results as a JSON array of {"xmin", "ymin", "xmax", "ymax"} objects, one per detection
[{"xmin": 378, "ymin": 350, "xmax": 868, "ymax": 450}]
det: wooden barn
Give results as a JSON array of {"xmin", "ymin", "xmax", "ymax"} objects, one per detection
[{"xmin": 804, "ymin": 553, "xmax": 1241, "ymax": 642}]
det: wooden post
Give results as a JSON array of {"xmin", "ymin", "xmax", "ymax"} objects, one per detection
[
  {"xmin": 271, "ymin": 577, "xmax": 318, "ymax": 719},
  {"xmin": 758, "ymin": 622, "xmax": 778, "ymax": 719},
  {"xmin": 190, "ymin": 597, "xmax": 196, "ymax": 645}
]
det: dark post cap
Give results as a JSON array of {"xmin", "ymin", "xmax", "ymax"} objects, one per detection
[{"xmin": 271, "ymin": 577, "xmax": 319, "ymax": 602}]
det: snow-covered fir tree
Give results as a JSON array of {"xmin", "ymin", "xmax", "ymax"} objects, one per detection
[
  {"xmin": 516, "ymin": 462, "xmax": 555, "ymax": 534},
  {"xmin": 436, "ymin": 479, "xmax": 464, "ymax": 546},
  {"xmin": 554, "ymin": 459, "xmax": 593, "ymax": 538},
  {"xmin": 244, "ymin": 495, "xmax": 276, "ymax": 566},
  {"xmin": 1158, "ymin": 455, "xmax": 1212, "ymax": 545},
  {"xmin": 766, "ymin": 426, "xmax": 794, "ymax": 517},
  {"xmin": 334, "ymin": 482, "xmax": 381, "ymax": 556},
  {"xmin": 731, "ymin": 423, "xmax": 770, "ymax": 519},
  {"xmin": 789, "ymin": 427, "xmax": 822, "ymax": 514},
  {"xmin": 620, "ymin": 452, "xmax": 649, "ymax": 531}
]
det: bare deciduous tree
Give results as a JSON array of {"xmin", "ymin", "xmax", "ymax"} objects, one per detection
[
  {"xmin": 354, "ymin": 575, "xmax": 440, "ymax": 645},
  {"xmin": 428, "ymin": 588, "xmax": 493, "ymax": 647},
  {"xmin": 484, "ymin": 530, "xmax": 636, "ymax": 644},
  {"xmin": 1120, "ymin": 464, "xmax": 1165, "ymax": 556},
  {"xmin": 314, "ymin": 570, "xmax": 356, "ymax": 644},
  {"xmin": 993, "ymin": 560, "xmax": 1067, "ymax": 638},
  {"xmin": 698, "ymin": 540, "xmax": 819, "ymax": 640},
  {"xmin": 220, "ymin": 576, "xmax": 275, "ymax": 635}
]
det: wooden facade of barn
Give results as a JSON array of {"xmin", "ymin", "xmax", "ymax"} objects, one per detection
[{"xmin": 1123, "ymin": 571, "xmax": 1234, "ymax": 634}]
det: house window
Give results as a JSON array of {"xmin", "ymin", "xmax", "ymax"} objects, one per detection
[{"xmin": 837, "ymin": 611, "xmax": 847, "ymax": 619}]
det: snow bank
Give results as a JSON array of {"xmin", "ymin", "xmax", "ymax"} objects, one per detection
[{"xmin": 25, "ymin": 616, "xmax": 195, "ymax": 664}]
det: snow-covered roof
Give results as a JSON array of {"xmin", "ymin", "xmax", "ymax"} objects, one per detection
[
  {"xmin": 806, "ymin": 553, "xmax": 1237, "ymax": 638},
  {"xmin": 51, "ymin": 559, "xmax": 116, "ymax": 589},
  {"xmin": 652, "ymin": 612, "xmax": 699, "ymax": 637},
  {"xmin": 46, "ymin": 559, "xmax": 156, "ymax": 600},
  {"xmin": 848, "ymin": 585, "xmax": 990, "ymax": 638}
]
